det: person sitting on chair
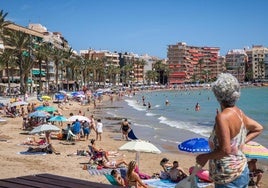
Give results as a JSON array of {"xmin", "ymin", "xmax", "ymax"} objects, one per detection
[
  {"xmin": 248, "ymin": 159, "xmax": 263, "ymax": 187},
  {"xmin": 169, "ymin": 161, "xmax": 188, "ymax": 183},
  {"xmin": 111, "ymin": 169, "xmax": 125, "ymax": 186}
]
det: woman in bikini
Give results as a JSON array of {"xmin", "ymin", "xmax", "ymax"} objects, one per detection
[
  {"xmin": 120, "ymin": 119, "xmax": 130, "ymax": 141},
  {"xmin": 126, "ymin": 160, "xmax": 148, "ymax": 188}
]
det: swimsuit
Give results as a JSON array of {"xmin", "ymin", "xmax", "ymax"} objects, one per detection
[{"xmin": 209, "ymin": 108, "xmax": 247, "ymax": 184}]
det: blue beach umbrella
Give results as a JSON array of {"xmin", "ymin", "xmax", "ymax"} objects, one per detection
[
  {"xmin": 48, "ymin": 115, "xmax": 68, "ymax": 122},
  {"xmin": 178, "ymin": 138, "xmax": 210, "ymax": 153},
  {"xmin": 35, "ymin": 106, "xmax": 57, "ymax": 113},
  {"xmin": 28, "ymin": 110, "xmax": 50, "ymax": 118}
]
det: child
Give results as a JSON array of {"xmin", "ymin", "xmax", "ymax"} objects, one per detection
[{"xmin": 96, "ymin": 119, "xmax": 103, "ymax": 141}]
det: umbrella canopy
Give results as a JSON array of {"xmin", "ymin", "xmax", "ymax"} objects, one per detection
[
  {"xmin": 55, "ymin": 94, "xmax": 65, "ymax": 100},
  {"xmin": 10, "ymin": 101, "xmax": 28, "ymax": 107},
  {"xmin": 28, "ymin": 111, "xmax": 50, "ymax": 118},
  {"xmin": 119, "ymin": 140, "xmax": 161, "ymax": 167},
  {"xmin": 68, "ymin": 115, "xmax": 90, "ymax": 122},
  {"xmin": 242, "ymin": 141, "xmax": 268, "ymax": 159},
  {"xmin": 41, "ymin": 95, "xmax": 52, "ymax": 100},
  {"xmin": 178, "ymin": 138, "xmax": 210, "ymax": 153},
  {"xmin": 30, "ymin": 123, "xmax": 60, "ymax": 134},
  {"xmin": 35, "ymin": 106, "xmax": 57, "ymax": 113},
  {"xmin": 119, "ymin": 140, "xmax": 161, "ymax": 154},
  {"xmin": 48, "ymin": 115, "xmax": 68, "ymax": 122}
]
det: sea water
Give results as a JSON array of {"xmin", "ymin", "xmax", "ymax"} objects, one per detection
[{"xmin": 103, "ymin": 87, "xmax": 268, "ymax": 151}]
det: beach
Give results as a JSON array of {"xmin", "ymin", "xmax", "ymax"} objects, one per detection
[{"xmin": 0, "ymin": 93, "xmax": 268, "ymax": 187}]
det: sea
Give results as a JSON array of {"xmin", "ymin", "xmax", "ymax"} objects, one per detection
[{"xmin": 102, "ymin": 86, "xmax": 268, "ymax": 153}]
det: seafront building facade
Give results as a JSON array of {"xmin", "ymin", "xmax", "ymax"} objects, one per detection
[
  {"xmin": 167, "ymin": 42, "xmax": 222, "ymax": 84},
  {"xmin": 225, "ymin": 49, "xmax": 247, "ymax": 82},
  {"xmin": 246, "ymin": 45, "xmax": 268, "ymax": 81},
  {"xmin": 1, "ymin": 20, "xmax": 268, "ymax": 96}
]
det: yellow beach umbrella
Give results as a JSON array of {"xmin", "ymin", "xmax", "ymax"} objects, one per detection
[{"xmin": 41, "ymin": 95, "xmax": 51, "ymax": 100}]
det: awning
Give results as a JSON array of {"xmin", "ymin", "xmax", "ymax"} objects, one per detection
[{"xmin": 32, "ymin": 70, "xmax": 46, "ymax": 76}]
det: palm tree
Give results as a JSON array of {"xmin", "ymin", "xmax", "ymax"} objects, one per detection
[
  {"xmin": 198, "ymin": 58, "xmax": 204, "ymax": 82},
  {"xmin": 0, "ymin": 10, "xmax": 12, "ymax": 37},
  {"xmin": 3, "ymin": 29, "xmax": 33, "ymax": 94},
  {"xmin": 121, "ymin": 63, "xmax": 133, "ymax": 86},
  {"xmin": 145, "ymin": 70, "xmax": 158, "ymax": 84},
  {"xmin": 51, "ymin": 47, "xmax": 65, "ymax": 91},
  {"xmin": 0, "ymin": 49, "xmax": 16, "ymax": 95}
]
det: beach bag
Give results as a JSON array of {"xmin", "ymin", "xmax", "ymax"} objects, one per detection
[{"xmin": 175, "ymin": 164, "xmax": 200, "ymax": 188}]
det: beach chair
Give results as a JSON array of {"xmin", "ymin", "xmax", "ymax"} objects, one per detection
[{"xmin": 88, "ymin": 145, "xmax": 104, "ymax": 162}]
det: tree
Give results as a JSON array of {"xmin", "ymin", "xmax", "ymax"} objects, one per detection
[
  {"xmin": 51, "ymin": 47, "xmax": 65, "ymax": 91},
  {"xmin": 145, "ymin": 70, "xmax": 158, "ymax": 84},
  {"xmin": 0, "ymin": 49, "xmax": 16, "ymax": 95},
  {"xmin": 0, "ymin": 10, "xmax": 12, "ymax": 37},
  {"xmin": 198, "ymin": 58, "xmax": 204, "ymax": 82},
  {"xmin": 3, "ymin": 29, "xmax": 34, "ymax": 94}
]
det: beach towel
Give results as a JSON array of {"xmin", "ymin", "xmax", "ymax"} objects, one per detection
[
  {"xmin": 87, "ymin": 167, "xmax": 127, "ymax": 176},
  {"xmin": 18, "ymin": 151, "xmax": 47, "ymax": 155},
  {"xmin": 143, "ymin": 179, "xmax": 177, "ymax": 188},
  {"xmin": 128, "ymin": 129, "xmax": 138, "ymax": 140},
  {"xmin": 104, "ymin": 174, "xmax": 119, "ymax": 186}
]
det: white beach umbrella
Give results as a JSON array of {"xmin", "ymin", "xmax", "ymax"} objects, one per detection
[
  {"xmin": 67, "ymin": 115, "xmax": 90, "ymax": 122},
  {"xmin": 119, "ymin": 140, "xmax": 161, "ymax": 166},
  {"xmin": 29, "ymin": 123, "xmax": 60, "ymax": 134}
]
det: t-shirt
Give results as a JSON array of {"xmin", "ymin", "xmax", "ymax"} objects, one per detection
[{"xmin": 96, "ymin": 122, "xmax": 103, "ymax": 133}]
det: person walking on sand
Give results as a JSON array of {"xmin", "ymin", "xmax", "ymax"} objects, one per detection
[
  {"xmin": 95, "ymin": 119, "xmax": 103, "ymax": 141},
  {"xmin": 196, "ymin": 73, "xmax": 263, "ymax": 188},
  {"xmin": 120, "ymin": 118, "xmax": 130, "ymax": 141}
]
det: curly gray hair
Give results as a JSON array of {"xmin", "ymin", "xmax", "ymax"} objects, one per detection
[{"xmin": 212, "ymin": 73, "xmax": 240, "ymax": 107}]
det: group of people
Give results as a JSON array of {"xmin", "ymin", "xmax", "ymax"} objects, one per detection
[{"xmin": 159, "ymin": 158, "xmax": 188, "ymax": 183}]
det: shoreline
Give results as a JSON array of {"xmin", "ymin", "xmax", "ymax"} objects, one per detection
[{"xmin": 0, "ymin": 93, "xmax": 268, "ymax": 187}]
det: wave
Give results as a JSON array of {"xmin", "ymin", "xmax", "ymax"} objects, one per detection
[
  {"xmin": 125, "ymin": 99, "xmax": 146, "ymax": 111},
  {"xmin": 146, "ymin": 112, "xmax": 157, "ymax": 117},
  {"xmin": 158, "ymin": 116, "xmax": 212, "ymax": 137}
]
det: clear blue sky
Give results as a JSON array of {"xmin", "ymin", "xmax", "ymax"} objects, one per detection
[{"xmin": 2, "ymin": 0, "xmax": 268, "ymax": 58}]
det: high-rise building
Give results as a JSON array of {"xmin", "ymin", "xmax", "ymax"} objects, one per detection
[
  {"xmin": 246, "ymin": 45, "xmax": 268, "ymax": 81},
  {"xmin": 167, "ymin": 42, "xmax": 220, "ymax": 84},
  {"xmin": 225, "ymin": 49, "xmax": 247, "ymax": 82}
]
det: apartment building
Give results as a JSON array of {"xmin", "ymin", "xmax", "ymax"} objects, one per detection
[
  {"xmin": 246, "ymin": 45, "xmax": 268, "ymax": 81},
  {"xmin": 225, "ymin": 49, "xmax": 247, "ymax": 82},
  {"xmin": 167, "ymin": 42, "xmax": 221, "ymax": 84},
  {"xmin": 80, "ymin": 49, "xmax": 120, "ymax": 85}
]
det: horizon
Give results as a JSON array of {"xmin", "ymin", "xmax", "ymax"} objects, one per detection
[{"xmin": 1, "ymin": 0, "xmax": 268, "ymax": 58}]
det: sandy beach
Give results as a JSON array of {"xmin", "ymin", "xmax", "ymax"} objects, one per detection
[{"xmin": 0, "ymin": 94, "xmax": 267, "ymax": 187}]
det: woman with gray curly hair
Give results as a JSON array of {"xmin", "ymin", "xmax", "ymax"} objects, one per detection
[{"xmin": 196, "ymin": 73, "xmax": 263, "ymax": 188}]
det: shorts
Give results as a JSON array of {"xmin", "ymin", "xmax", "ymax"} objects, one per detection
[
  {"xmin": 83, "ymin": 128, "xmax": 90, "ymax": 135},
  {"xmin": 215, "ymin": 166, "xmax": 249, "ymax": 188}
]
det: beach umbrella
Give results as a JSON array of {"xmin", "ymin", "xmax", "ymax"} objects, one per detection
[
  {"xmin": 242, "ymin": 141, "xmax": 268, "ymax": 159},
  {"xmin": 10, "ymin": 101, "xmax": 28, "ymax": 107},
  {"xmin": 28, "ymin": 111, "xmax": 50, "ymax": 118},
  {"xmin": 29, "ymin": 123, "xmax": 60, "ymax": 134},
  {"xmin": 35, "ymin": 106, "xmax": 57, "ymax": 113},
  {"xmin": 41, "ymin": 95, "xmax": 51, "ymax": 100},
  {"xmin": 119, "ymin": 140, "xmax": 161, "ymax": 167},
  {"xmin": 67, "ymin": 115, "xmax": 90, "ymax": 122},
  {"xmin": 55, "ymin": 94, "xmax": 65, "ymax": 100},
  {"xmin": 48, "ymin": 115, "xmax": 68, "ymax": 122},
  {"xmin": 178, "ymin": 138, "xmax": 210, "ymax": 153}
]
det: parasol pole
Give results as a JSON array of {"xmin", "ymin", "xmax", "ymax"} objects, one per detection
[{"xmin": 135, "ymin": 151, "xmax": 140, "ymax": 167}]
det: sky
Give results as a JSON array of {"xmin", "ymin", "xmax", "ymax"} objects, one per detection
[{"xmin": 1, "ymin": 0, "xmax": 268, "ymax": 58}]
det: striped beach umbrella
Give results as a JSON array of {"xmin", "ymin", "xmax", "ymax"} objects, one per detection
[{"xmin": 242, "ymin": 141, "xmax": 268, "ymax": 159}]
